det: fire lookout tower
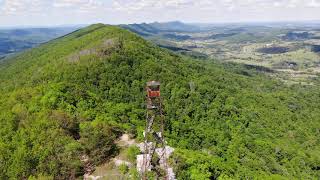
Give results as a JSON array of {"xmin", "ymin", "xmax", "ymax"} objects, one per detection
[{"xmin": 140, "ymin": 81, "xmax": 169, "ymax": 179}]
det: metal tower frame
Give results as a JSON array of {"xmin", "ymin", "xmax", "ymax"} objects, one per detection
[{"xmin": 142, "ymin": 81, "xmax": 168, "ymax": 180}]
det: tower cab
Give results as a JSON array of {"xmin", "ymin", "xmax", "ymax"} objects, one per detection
[
  {"xmin": 146, "ymin": 81, "xmax": 161, "ymax": 109},
  {"xmin": 146, "ymin": 81, "xmax": 160, "ymax": 98}
]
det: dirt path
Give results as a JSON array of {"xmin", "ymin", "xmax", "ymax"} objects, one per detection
[{"xmin": 83, "ymin": 134, "xmax": 136, "ymax": 180}]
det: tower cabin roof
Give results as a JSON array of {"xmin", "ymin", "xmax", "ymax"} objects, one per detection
[{"xmin": 147, "ymin": 81, "xmax": 160, "ymax": 87}]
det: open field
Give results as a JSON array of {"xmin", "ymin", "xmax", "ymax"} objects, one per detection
[{"xmin": 164, "ymin": 27, "xmax": 320, "ymax": 83}]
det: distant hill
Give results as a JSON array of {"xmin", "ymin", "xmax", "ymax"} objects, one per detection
[
  {"xmin": 311, "ymin": 45, "xmax": 320, "ymax": 53},
  {"xmin": 0, "ymin": 27, "xmax": 79, "ymax": 57},
  {"xmin": 120, "ymin": 23, "xmax": 160, "ymax": 36},
  {"xmin": 120, "ymin": 21, "xmax": 200, "ymax": 36},
  {"xmin": 282, "ymin": 31, "xmax": 313, "ymax": 41},
  {"xmin": 120, "ymin": 21, "xmax": 205, "ymax": 58},
  {"xmin": 148, "ymin": 21, "xmax": 200, "ymax": 32},
  {"xmin": 0, "ymin": 24, "xmax": 319, "ymax": 179}
]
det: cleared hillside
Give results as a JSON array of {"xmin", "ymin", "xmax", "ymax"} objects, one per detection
[{"xmin": 0, "ymin": 24, "xmax": 319, "ymax": 179}]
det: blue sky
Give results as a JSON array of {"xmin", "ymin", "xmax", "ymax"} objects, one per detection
[{"xmin": 0, "ymin": 0, "xmax": 320, "ymax": 27}]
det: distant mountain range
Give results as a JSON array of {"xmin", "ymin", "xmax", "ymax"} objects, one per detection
[
  {"xmin": 0, "ymin": 26, "xmax": 80, "ymax": 58},
  {"xmin": 2, "ymin": 20, "xmax": 320, "ymax": 60},
  {"xmin": 0, "ymin": 22, "xmax": 199, "ymax": 59},
  {"xmin": 120, "ymin": 21, "xmax": 201, "ymax": 36}
]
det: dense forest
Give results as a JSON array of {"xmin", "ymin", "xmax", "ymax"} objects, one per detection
[{"xmin": 0, "ymin": 24, "xmax": 319, "ymax": 179}]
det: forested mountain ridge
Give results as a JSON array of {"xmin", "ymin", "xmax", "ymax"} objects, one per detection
[{"xmin": 0, "ymin": 24, "xmax": 319, "ymax": 179}]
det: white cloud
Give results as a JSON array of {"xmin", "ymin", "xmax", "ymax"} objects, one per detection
[
  {"xmin": 0, "ymin": 0, "xmax": 319, "ymax": 26},
  {"xmin": 0, "ymin": 0, "xmax": 50, "ymax": 15},
  {"xmin": 1, "ymin": 0, "xmax": 26, "ymax": 14},
  {"xmin": 53, "ymin": 0, "xmax": 101, "ymax": 8},
  {"xmin": 53, "ymin": 0, "xmax": 106, "ymax": 12},
  {"xmin": 307, "ymin": 0, "xmax": 320, "ymax": 7},
  {"xmin": 111, "ymin": 0, "xmax": 320, "ymax": 12},
  {"xmin": 112, "ymin": 0, "xmax": 196, "ymax": 11}
]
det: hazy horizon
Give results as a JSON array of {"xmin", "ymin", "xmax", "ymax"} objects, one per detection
[
  {"xmin": 1, "ymin": 20, "xmax": 320, "ymax": 29},
  {"xmin": 1, "ymin": 0, "xmax": 320, "ymax": 27}
]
